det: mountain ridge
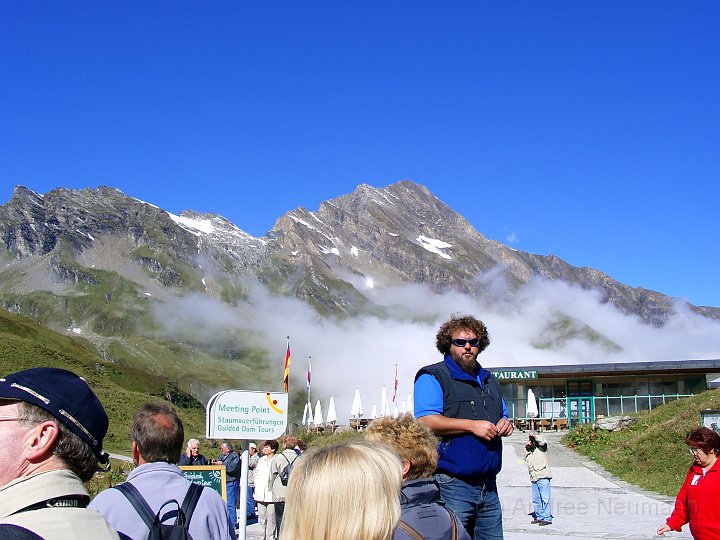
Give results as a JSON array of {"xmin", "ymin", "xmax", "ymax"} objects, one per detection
[
  {"xmin": 1, "ymin": 180, "xmax": 718, "ymax": 405},
  {"xmin": 3, "ymin": 181, "xmax": 718, "ymax": 322}
]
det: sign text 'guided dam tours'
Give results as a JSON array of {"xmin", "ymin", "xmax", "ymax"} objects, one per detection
[{"xmin": 206, "ymin": 390, "xmax": 288, "ymax": 439}]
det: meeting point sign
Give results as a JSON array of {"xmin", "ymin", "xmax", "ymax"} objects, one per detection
[{"xmin": 206, "ymin": 390, "xmax": 288, "ymax": 440}]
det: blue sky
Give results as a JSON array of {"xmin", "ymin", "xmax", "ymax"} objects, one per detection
[{"xmin": 2, "ymin": 2, "xmax": 718, "ymax": 307}]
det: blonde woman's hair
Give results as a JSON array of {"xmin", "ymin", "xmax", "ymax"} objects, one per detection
[
  {"xmin": 365, "ymin": 413, "xmax": 439, "ymax": 480},
  {"xmin": 279, "ymin": 442, "xmax": 402, "ymax": 540}
]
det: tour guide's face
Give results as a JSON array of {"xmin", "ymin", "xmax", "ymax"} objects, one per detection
[{"xmin": 449, "ymin": 328, "xmax": 480, "ymax": 373}]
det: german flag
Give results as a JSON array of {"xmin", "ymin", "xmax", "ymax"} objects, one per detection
[{"xmin": 283, "ymin": 340, "xmax": 292, "ymax": 393}]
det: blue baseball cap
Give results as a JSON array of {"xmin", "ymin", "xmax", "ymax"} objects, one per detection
[{"xmin": 0, "ymin": 367, "xmax": 109, "ymax": 460}]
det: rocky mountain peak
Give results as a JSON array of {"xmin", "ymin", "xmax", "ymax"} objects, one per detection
[{"xmin": 1, "ymin": 182, "xmax": 718, "ymax": 327}]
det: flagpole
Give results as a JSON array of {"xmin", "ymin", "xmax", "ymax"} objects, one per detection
[
  {"xmin": 306, "ymin": 355, "xmax": 312, "ymax": 406},
  {"xmin": 283, "ymin": 336, "xmax": 292, "ymax": 394},
  {"xmin": 392, "ymin": 363, "xmax": 398, "ymax": 403}
]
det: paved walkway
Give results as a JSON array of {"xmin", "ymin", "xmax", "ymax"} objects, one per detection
[
  {"xmin": 498, "ymin": 431, "xmax": 688, "ymax": 539},
  {"xmin": 240, "ymin": 431, "xmax": 691, "ymax": 539}
]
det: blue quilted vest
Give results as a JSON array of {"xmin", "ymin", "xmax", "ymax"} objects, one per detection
[{"xmin": 416, "ymin": 355, "xmax": 504, "ymax": 481}]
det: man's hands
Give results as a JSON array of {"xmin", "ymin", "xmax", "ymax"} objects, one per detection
[
  {"xmin": 496, "ymin": 417, "xmax": 514, "ymax": 437},
  {"xmin": 418, "ymin": 415, "xmax": 515, "ymax": 439},
  {"xmin": 442, "ymin": 418, "xmax": 514, "ymax": 441},
  {"xmin": 468, "ymin": 420, "xmax": 499, "ymax": 441}
]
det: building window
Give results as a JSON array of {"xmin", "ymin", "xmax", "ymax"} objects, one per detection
[
  {"xmin": 622, "ymin": 397, "xmax": 635, "ymax": 414},
  {"xmin": 608, "ymin": 398, "xmax": 622, "ymax": 416},
  {"xmin": 568, "ymin": 381, "xmax": 593, "ymax": 396},
  {"xmin": 621, "ymin": 381, "xmax": 635, "ymax": 396},
  {"xmin": 636, "ymin": 378, "xmax": 649, "ymax": 395},
  {"xmin": 594, "ymin": 398, "xmax": 608, "ymax": 417}
]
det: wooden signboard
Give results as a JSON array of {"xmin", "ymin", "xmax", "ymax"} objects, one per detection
[{"xmin": 179, "ymin": 465, "xmax": 227, "ymax": 501}]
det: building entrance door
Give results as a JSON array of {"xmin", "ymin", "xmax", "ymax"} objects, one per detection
[{"xmin": 568, "ymin": 397, "xmax": 593, "ymax": 427}]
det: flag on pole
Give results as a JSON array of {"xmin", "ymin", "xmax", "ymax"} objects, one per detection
[
  {"xmin": 283, "ymin": 338, "xmax": 292, "ymax": 393},
  {"xmin": 306, "ymin": 356, "xmax": 312, "ymax": 393},
  {"xmin": 392, "ymin": 363, "xmax": 398, "ymax": 402}
]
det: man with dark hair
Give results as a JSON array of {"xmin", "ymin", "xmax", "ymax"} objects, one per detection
[
  {"xmin": 212, "ymin": 441, "xmax": 241, "ymax": 529},
  {"xmin": 90, "ymin": 402, "xmax": 235, "ymax": 539},
  {"xmin": 0, "ymin": 367, "xmax": 120, "ymax": 539},
  {"xmin": 414, "ymin": 314, "xmax": 513, "ymax": 540}
]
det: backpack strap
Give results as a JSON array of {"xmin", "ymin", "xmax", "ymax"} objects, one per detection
[
  {"xmin": 447, "ymin": 507, "xmax": 459, "ymax": 540},
  {"xmin": 396, "ymin": 521, "xmax": 424, "ymax": 540},
  {"xmin": 180, "ymin": 482, "xmax": 204, "ymax": 525},
  {"xmin": 397, "ymin": 507, "xmax": 460, "ymax": 540},
  {"xmin": 0, "ymin": 524, "xmax": 45, "ymax": 540},
  {"xmin": 114, "ymin": 482, "xmax": 156, "ymax": 530}
]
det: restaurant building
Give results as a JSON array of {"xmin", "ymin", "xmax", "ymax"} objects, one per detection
[{"xmin": 491, "ymin": 359, "xmax": 720, "ymax": 428}]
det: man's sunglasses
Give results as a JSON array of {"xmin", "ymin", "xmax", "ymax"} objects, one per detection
[{"xmin": 451, "ymin": 338, "xmax": 480, "ymax": 348}]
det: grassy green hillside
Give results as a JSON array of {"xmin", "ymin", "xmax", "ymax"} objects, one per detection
[
  {"xmin": 565, "ymin": 388, "xmax": 720, "ymax": 496},
  {"xmin": 0, "ymin": 309, "xmax": 207, "ymax": 456}
]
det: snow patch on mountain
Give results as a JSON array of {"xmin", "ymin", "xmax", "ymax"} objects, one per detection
[
  {"xmin": 417, "ymin": 235, "xmax": 452, "ymax": 260},
  {"xmin": 168, "ymin": 213, "xmax": 216, "ymax": 235},
  {"xmin": 289, "ymin": 212, "xmax": 332, "ymax": 241},
  {"xmin": 319, "ymin": 245, "xmax": 340, "ymax": 256}
]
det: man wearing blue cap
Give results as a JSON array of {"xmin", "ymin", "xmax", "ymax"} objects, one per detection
[{"xmin": 0, "ymin": 367, "xmax": 121, "ymax": 539}]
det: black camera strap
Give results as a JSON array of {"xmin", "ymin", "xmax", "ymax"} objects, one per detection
[{"xmin": 12, "ymin": 495, "xmax": 90, "ymax": 514}]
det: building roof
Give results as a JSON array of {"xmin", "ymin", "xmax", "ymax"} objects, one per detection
[{"xmin": 491, "ymin": 359, "xmax": 720, "ymax": 379}]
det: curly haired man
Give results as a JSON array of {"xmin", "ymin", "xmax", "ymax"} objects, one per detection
[{"xmin": 414, "ymin": 314, "xmax": 513, "ymax": 540}]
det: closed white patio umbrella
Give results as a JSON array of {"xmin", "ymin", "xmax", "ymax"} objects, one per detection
[
  {"xmin": 302, "ymin": 401, "xmax": 313, "ymax": 426},
  {"xmin": 380, "ymin": 386, "xmax": 389, "ymax": 417},
  {"xmin": 326, "ymin": 396, "xmax": 337, "ymax": 423},
  {"xmin": 527, "ymin": 389, "xmax": 539, "ymax": 419},
  {"xmin": 351, "ymin": 388, "xmax": 363, "ymax": 418},
  {"xmin": 314, "ymin": 399, "xmax": 324, "ymax": 425}
]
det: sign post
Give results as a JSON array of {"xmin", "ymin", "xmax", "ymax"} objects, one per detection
[{"xmin": 206, "ymin": 390, "xmax": 288, "ymax": 540}]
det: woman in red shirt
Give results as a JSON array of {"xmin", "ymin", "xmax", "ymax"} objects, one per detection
[{"xmin": 658, "ymin": 427, "xmax": 720, "ymax": 539}]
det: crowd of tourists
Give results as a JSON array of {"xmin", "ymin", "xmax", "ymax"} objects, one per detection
[{"xmin": 2, "ymin": 313, "xmax": 718, "ymax": 539}]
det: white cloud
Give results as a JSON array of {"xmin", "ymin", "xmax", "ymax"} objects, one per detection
[{"xmin": 150, "ymin": 274, "xmax": 720, "ymax": 421}]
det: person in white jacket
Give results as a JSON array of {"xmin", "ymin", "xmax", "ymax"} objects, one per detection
[
  {"xmin": 524, "ymin": 431, "xmax": 553, "ymax": 526},
  {"xmin": 254, "ymin": 439, "xmax": 278, "ymax": 540}
]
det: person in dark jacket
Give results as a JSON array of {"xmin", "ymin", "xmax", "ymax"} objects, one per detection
[
  {"xmin": 178, "ymin": 438, "xmax": 208, "ymax": 466},
  {"xmin": 213, "ymin": 441, "xmax": 241, "ymax": 529},
  {"xmin": 414, "ymin": 314, "xmax": 513, "ymax": 540},
  {"xmin": 366, "ymin": 413, "xmax": 470, "ymax": 540}
]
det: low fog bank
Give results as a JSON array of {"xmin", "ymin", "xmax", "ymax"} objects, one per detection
[{"xmin": 152, "ymin": 274, "xmax": 720, "ymax": 422}]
